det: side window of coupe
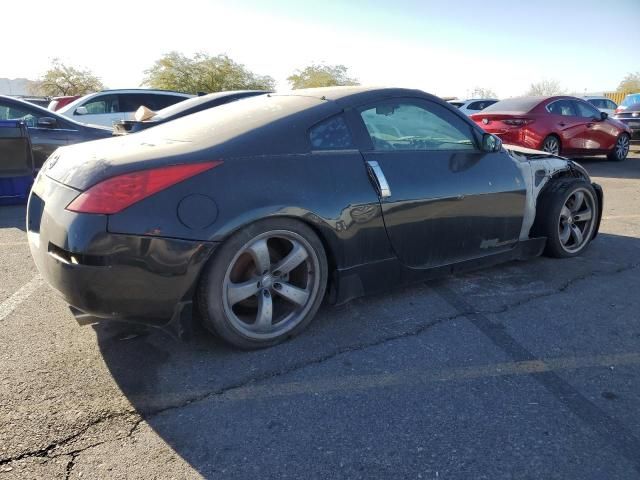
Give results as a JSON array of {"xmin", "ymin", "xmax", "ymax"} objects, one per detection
[
  {"xmin": 309, "ymin": 115, "xmax": 354, "ymax": 150},
  {"xmin": 360, "ymin": 101, "xmax": 476, "ymax": 151}
]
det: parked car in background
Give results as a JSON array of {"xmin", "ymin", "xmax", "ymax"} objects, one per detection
[
  {"xmin": 583, "ymin": 96, "xmax": 618, "ymax": 116},
  {"xmin": 448, "ymin": 98, "xmax": 499, "ymax": 115},
  {"xmin": 613, "ymin": 93, "xmax": 640, "ymax": 139},
  {"xmin": 48, "ymin": 95, "xmax": 81, "ymax": 111},
  {"xmin": 15, "ymin": 96, "xmax": 51, "ymax": 108},
  {"xmin": 57, "ymin": 89, "xmax": 193, "ymax": 128},
  {"xmin": 28, "ymin": 86, "xmax": 603, "ymax": 349},
  {"xmin": 113, "ymin": 90, "xmax": 269, "ymax": 135},
  {"xmin": 471, "ymin": 96, "xmax": 631, "ymax": 161},
  {"xmin": 0, "ymin": 95, "xmax": 111, "ymax": 169}
]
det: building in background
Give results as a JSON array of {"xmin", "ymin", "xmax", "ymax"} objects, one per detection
[{"xmin": 0, "ymin": 78, "xmax": 37, "ymax": 96}]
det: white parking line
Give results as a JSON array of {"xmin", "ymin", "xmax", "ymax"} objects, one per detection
[
  {"xmin": 0, "ymin": 275, "xmax": 43, "ymax": 322},
  {"xmin": 0, "ymin": 242, "xmax": 29, "ymax": 246}
]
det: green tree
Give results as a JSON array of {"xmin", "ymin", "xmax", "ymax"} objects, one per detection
[
  {"xmin": 142, "ymin": 52, "xmax": 275, "ymax": 94},
  {"xmin": 470, "ymin": 87, "xmax": 497, "ymax": 98},
  {"xmin": 616, "ymin": 72, "xmax": 640, "ymax": 94},
  {"xmin": 30, "ymin": 59, "xmax": 104, "ymax": 96},
  {"xmin": 526, "ymin": 79, "xmax": 565, "ymax": 96},
  {"xmin": 287, "ymin": 64, "xmax": 359, "ymax": 89}
]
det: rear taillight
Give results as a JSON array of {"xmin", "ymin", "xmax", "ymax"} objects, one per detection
[
  {"xmin": 614, "ymin": 107, "xmax": 624, "ymax": 114},
  {"xmin": 66, "ymin": 161, "xmax": 222, "ymax": 214},
  {"xmin": 503, "ymin": 119, "xmax": 534, "ymax": 126}
]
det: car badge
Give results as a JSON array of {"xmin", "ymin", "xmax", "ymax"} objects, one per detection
[
  {"xmin": 46, "ymin": 153, "xmax": 59, "ymax": 170},
  {"xmin": 633, "ymin": 112, "xmax": 639, "ymax": 118}
]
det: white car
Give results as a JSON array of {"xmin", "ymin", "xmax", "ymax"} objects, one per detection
[
  {"xmin": 583, "ymin": 96, "xmax": 618, "ymax": 116},
  {"xmin": 448, "ymin": 98, "xmax": 499, "ymax": 116},
  {"xmin": 57, "ymin": 89, "xmax": 193, "ymax": 128}
]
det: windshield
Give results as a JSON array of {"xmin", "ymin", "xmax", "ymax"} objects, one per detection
[
  {"xmin": 482, "ymin": 97, "xmax": 544, "ymax": 113},
  {"xmin": 621, "ymin": 94, "xmax": 640, "ymax": 107}
]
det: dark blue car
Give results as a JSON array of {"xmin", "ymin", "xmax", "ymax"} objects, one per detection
[{"xmin": 0, "ymin": 95, "xmax": 112, "ymax": 170}]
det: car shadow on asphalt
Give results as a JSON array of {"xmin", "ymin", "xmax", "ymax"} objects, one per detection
[{"xmin": 92, "ymin": 231, "xmax": 640, "ymax": 478}]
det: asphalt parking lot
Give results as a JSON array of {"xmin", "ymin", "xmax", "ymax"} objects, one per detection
[{"xmin": 1, "ymin": 144, "xmax": 640, "ymax": 479}]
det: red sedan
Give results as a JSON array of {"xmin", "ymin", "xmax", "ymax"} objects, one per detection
[{"xmin": 470, "ymin": 96, "xmax": 631, "ymax": 161}]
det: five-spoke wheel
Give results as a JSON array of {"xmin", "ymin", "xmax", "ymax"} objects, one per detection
[
  {"xmin": 198, "ymin": 219, "xmax": 327, "ymax": 349},
  {"xmin": 535, "ymin": 179, "xmax": 599, "ymax": 258}
]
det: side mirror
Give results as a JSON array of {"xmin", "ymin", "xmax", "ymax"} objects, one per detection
[
  {"xmin": 75, "ymin": 106, "xmax": 88, "ymax": 115},
  {"xmin": 600, "ymin": 112, "xmax": 608, "ymax": 121},
  {"xmin": 37, "ymin": 117, "xmax": 57, "ymax": 128},
  {"xmin": 481, "ymin": 133, "xmax": 502, "ymax": 152}
]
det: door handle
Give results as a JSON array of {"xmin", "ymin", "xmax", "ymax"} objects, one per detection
[
  {"xmin": 558, "ymin": 122, "xmax": 566, "ymax": 127},
  {"xmin": 366, "ymin": 161, "xmax": 392, "ymax": 198},
  {"xmin": 587, "ymin": 123, "xmax": 594, "ymax": 128}
]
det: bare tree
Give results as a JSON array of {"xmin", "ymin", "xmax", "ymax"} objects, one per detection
[
  {"xmin": 469, "ymin": 87, "xmax": 497, "ymax": 98},
  {"xmin": 526, "ymin": 79, "xmax": 565, "ymax": 96}
]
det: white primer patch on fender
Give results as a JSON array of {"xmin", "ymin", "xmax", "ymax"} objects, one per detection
[{"xmin": 506, "ymin": 147, "xmax": 573, "ymax": 240}]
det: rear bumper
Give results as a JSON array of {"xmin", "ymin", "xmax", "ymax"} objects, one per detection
[{"xmin": 27, "ymin": 173, "xmax": 216, "ymax": 327}]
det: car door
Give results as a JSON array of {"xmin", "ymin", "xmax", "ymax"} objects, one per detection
[
  {"xmin": 573, "ymin": 99, "xmax": 615, "ymax": 152},
  {"xmin": 545, "ymin": 99, "xmax": 588, "ymax": 155},
  {"xmin": 355, "ymin": 98, "xmax": 526, "ymax": 269},
  {"xmin": 0, "ymin": 99, "xmax": 68, "ymax": 169}
]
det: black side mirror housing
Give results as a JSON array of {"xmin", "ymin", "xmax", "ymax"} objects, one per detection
[
  {"xmin": 600, "ymin": 112, "xmax": 608, "ymax": 121},
  {"xmin": 481, "ymin": 133, "xmax": 502, "ymax": 152},
  {"xmin": 37, "ymin": 117, "xmax": 57, "ymax": 128}
]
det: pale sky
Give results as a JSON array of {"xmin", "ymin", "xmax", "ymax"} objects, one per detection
[{"xmin": 2, "ymin": 0, "xmax": 639, "ymax": 98}]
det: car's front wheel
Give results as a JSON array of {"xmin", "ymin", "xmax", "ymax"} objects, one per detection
[
  {"xmin": 535, "ymin": 179, "xmax": 599, "ymax": 258},
  {"xmin": 198, "ymin": 218, "xmax": 328, "ymax": 349},
  {"xmin": 607, "ymin": 133, "xmax": 630, "ymax": 161}
]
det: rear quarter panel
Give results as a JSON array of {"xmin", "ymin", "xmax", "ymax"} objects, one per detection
[{"xmin": 106, "ymin": 152, "xmax": 393, "ymax": 270}]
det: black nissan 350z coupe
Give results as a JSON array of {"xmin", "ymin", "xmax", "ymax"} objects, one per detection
[{"xmin": 27, "ymin": 87, "xmax": 603, "ymax": 349}]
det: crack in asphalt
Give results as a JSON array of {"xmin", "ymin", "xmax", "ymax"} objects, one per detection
[{"xmin": 2, "ymin": 261, "xmax": 637, "ymax": 470}]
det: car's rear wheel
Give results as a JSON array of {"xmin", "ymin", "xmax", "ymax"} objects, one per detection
[
  {"xmin": 607, "ymin": 133, "xmax": 630, "ymax": 161},
  {"xmin": 541, "ymin": 135, "xmax": 561, "ymax": 156},
  {"xmin": 535, "ymin": 179, "xmax": 598, "ymax": 258},
  {"xmin": 198, "ymin": 218, "xmax": 327, "ymax": 349}
]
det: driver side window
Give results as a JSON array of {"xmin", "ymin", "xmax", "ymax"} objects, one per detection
[
  {"xmin": 359, "ymin": 100, "xmax": 476, "ymax": 151},
  {"xmin": 574, "ymin": 101, "xmax": 601, "ymax": 119}
]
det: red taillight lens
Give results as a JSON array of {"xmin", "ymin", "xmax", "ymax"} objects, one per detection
[
  {"xmin": 503, "ymin": 119, "xmax": 534, "ymax": 126},
  {"xmin": 67, "ymin": 161, "xmax": 222, "ymax": 214}
]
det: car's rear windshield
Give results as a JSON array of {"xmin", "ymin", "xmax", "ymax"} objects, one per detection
[
  {"xmin": 621, "ymin": 94, "xmax": 640, "ymax": 107},
  {"xmin": 481, "ymin": 97, "xmax": 544, "ymax": 114}
]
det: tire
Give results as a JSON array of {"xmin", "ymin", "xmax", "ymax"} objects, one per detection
[
  {"xmin": 541, "ymin": 135, "xmax": 561, "ymax": 156},
  {"xmin": 534, "ymin": 179, "xmax": 599, "ymax": 258},
  {"xmin": 607, "ymin": 133, "xmax": 630, "ymax": 161},
  {"xmin": 198, "ymin": 218, "xmax": 328, "ymax": 349}
]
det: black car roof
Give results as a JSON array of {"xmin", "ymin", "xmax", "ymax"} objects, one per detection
[{"xmin": 272, "ymin": 86, "xmax": 431, "ymax": 106}]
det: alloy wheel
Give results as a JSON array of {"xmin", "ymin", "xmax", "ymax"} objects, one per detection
[
  {"xmin": 222, "ymin": 230, "xmax": 321, "ymax": 340},
  {"xmin": 557, "ymin": 188, "xmax": 596, "ymax": 254},
  {"xmin": 615, "ymin": 134, "xmax": 630, "ymax": 160},
  {"xmin": 542, "ymin": 137, "xmax": 560, "ymax": 156}
]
